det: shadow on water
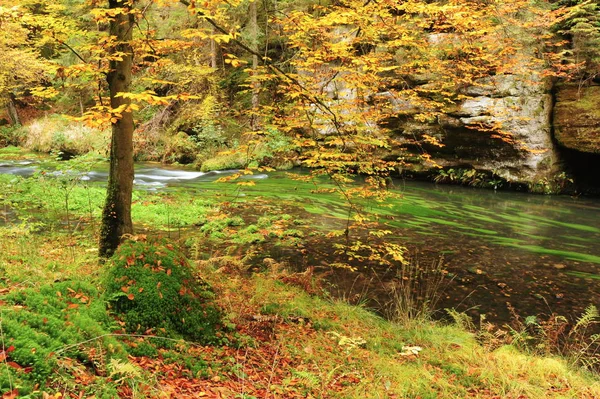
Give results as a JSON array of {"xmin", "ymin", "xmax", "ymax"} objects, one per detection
[{"xmin": 1, "ymin": 159, "xmax": 599, "ymax": 323}]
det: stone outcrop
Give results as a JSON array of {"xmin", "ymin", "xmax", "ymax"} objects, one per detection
[
  {"xmin": 553, "ymin": 84, "xmax": 600, "ymax": 154},
  {"xmin": 387, "ymin": 73, "xmax": 561, "ymax": 184}
]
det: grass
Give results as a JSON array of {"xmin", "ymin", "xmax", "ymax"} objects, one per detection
[
  {"xmin": 1, "ymin": 155, "xmax": 600, "ymax": 397},
  {"xmin": 200, "ymin": 267, "xmax": 600, "ymax": 398}
]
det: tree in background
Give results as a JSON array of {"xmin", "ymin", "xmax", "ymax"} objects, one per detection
[
  {"xmin": 0, "ymin": 5, "xmax": 50, "ymax": 125},
  {"xmin": 553, "ymin": 0, "xmax": 600, "ymax": 85}
]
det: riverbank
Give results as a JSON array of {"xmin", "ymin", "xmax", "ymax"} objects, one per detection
[
  {"xmin": 1, "ymin": 148, "xmax": 600, "ymax": 325},
  {"xmin": 2, "ymin": 231, "xmax": 600, "ymax": 398},
  {"xmin": 1, "ymin": 150, "xmax": 600, "ymax": 397}
]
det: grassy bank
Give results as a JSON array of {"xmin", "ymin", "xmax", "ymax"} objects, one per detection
[
  {"xmin": 1, "ymin": 152, "xmax": 600, "ymax": 398},
  {"xmin": 1, "ymin": 233, "xmax": 599, "ymax": 398}
]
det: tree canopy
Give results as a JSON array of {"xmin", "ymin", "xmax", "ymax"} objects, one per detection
[{"xmin": 0, "ymin": 0, "xmax": 584, "ymax": 255}]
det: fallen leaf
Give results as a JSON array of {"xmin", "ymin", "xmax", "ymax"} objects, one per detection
[
  {"xmin": 2, "ymin": 389, "xmax": 18, "ymax": 399},
  {"xmin": 7, "ymin": 361, "xmax": 22, "ymax": 369}
]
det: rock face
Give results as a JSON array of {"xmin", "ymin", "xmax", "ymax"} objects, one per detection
[
  {"xmin": 388, "ymin": 73, "xmax": 561, "ymax": 184},
  {"xmin": 554, "ymin": 84, "xmax": 600, "ymax": 154}
]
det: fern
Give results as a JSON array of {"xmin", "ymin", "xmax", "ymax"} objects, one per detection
[
  {"xmin": 108, "ymin": 358, "xmax": 142, "ymax": 383},
  {"xmin": 573, "ymin": 305, "xmax": 599, "ymax": 333}
]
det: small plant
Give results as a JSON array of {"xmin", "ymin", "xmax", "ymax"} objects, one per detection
[
  {"xmin": 104, "ymin": 240, "xmax": 223, "ymax": 343},
  {"xmin": 384, "ymin": 257, "xmax": 448, "ymax": 324},
  {"xmin": 495, "ymin": 304, "xmax": 600, "ymax": 371},
  {"xmin": 434, "ymin": 168, "xmax": 505, "ymax": 189}
]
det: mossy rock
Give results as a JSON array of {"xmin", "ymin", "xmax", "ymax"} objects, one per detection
[
  {"xmin": 199, "ymin": 152, "xmax": 246, "ymax": 171},
  {"xmin": 104, "ymin": 240, "xmax": 222, "ymax": 343},
  {"xmin": 164, "ymin": 131, "xmax": 198, "ymax": 164},
  {"xmin": 554, "ymin": 84, "xmax": 600, "ymax": 154}
]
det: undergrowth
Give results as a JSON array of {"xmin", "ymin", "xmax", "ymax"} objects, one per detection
[{"xmin": 0, "ymin": 281, "xmax": 125, "ymax": 396}]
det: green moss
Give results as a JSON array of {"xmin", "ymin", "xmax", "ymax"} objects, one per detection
[
  {"xmin": 1, "ymin": 281, "xmax": 125, "ymax": 395},
  {"xmin": 200, "ymin": 152, "xmax": 247, "ymax": 171},
  {"xmin": 104, "ymin": 240, "xmax": 222, "ymax": 343}
]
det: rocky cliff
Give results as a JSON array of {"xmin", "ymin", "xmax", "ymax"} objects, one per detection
[
  {"xmin": 386, "ymin": 72, "xmax": 562, "ymax": 188},
  {"xmin": 554, "ymin": 84, "xmax": 600, "ymax": 154}
]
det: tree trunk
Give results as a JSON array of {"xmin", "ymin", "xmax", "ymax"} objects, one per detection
[
  {"xmin": 250, "ymin": 0, "xmax": 259, "ymax": 129},
  {"xmin": 210, "ymin": 25, "xmax": 218, "ymax": 69},
  {"xmin": 6, "ymin": 95, "xmax": 20, "ymax": 126},
  {"xmin": 99, "ymin": 0, "xmax": 135, "ymax": 258}
]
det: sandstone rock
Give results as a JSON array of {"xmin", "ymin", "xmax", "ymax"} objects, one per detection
[
  {"xmin": 553, "ymin": 84, "xmax": 600, "ymax": 154},
  {"xmin": 389, "ymin": 73, "xmax": 560, "ymax": 184}
]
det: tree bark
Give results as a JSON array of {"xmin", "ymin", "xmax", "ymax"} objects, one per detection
[
  {"xmin": 249, "ymin": 0, "xmax": 259, "ymax": 129},
  {"xmin": 99, "ymin": 0, "xmax": 135, "ymax": 258},
  {"xmin": 210, "ymin": 25, "xmax": 218, "ymax": 69},
  {"xmin": 6, "ymin": 95, "xmax": 20, "ymax": 126}
]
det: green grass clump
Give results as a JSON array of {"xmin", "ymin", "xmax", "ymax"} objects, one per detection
[
  {"xmin": 104, "ymin": 240, "xmax": 222, "ymax": 343},
  {"xmin": 0, "ymin": 281, "xmax": 124, "ymax": 395}
]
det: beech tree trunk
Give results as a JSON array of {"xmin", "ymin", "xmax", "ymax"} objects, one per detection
[
  {"xmin": 99, "ymin": 0, "xmax": 135, "ymax": 258},
  {"xmin": 250, "ymin": 0, "xmax": 259, "ymax": 129},
  {"xmin": 210, "ymin": 25, "xmax": 218, "ymax": 69},
  {"xmin": 6, "ymin": 95, "xmax": 20, "ymax": 126}
]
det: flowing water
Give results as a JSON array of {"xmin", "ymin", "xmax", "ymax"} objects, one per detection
[{"xmin": 1, "ymin": 158, "xmax": 599, "ymax": 323}]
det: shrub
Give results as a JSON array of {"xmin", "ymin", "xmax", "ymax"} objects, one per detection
[
  {"xmin": 0, "ymin": 125, "xmax": 26, "ymax": 146},
  {"xmin": 23, "ymin": 116, "xmax": 109, "ymax": 156},
  {"xmin": 104, "ymin": 240, "xmax": 222, "ymax": 343}
]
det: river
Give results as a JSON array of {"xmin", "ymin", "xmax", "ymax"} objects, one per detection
[{"xmin": 1, "ymin": 158, "xmax": 599, "ymax": 324}]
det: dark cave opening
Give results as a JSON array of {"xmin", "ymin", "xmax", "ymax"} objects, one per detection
[{"xmin": 559, "ymin": 147, "xmax": 600, "ymax": 195}]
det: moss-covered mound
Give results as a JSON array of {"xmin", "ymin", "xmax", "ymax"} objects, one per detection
[
  {"xmin": 104, "ymin": 240, "xmax": 222, "ymax": 343},
  {"xmin": 0, "ymin": 281, "xmax": 125, "ymax": 396}
]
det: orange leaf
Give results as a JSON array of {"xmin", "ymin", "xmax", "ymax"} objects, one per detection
[
  {"xmin": 166, "ymin": 269, "xmax": 172, "ymax": 276},
  {"xmin": 127, "ymin": 294, "xmax": 135, "ymax": 301},
  {"xmin": 7, "ymin": 361, "xmax": 22, "ymax": 370},
  {"xmin": 121, "ymin": 286, "xmax": 129, "ymax": 293},
  {"xmin": 2, "ymin": 388, "xmax": 18, "ymax": 399}
]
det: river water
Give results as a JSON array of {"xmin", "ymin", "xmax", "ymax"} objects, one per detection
[{"xmin": 1, "ymin": 158, "xmax": 599, "ymax": 323}]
